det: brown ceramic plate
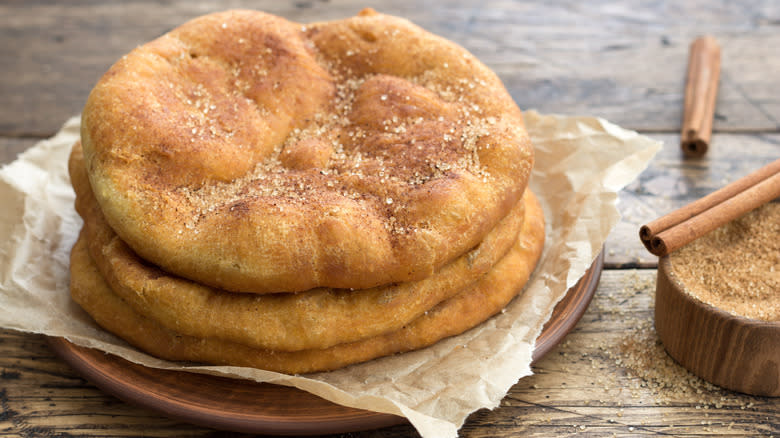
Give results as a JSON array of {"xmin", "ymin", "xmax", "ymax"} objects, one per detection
[{"xmin": 48, "ymin": 251, "xmax": 603, "ymax": 435}]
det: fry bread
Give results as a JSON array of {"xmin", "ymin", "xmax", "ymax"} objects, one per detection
[{"xmin": 80, "ymin": 9, "xmax": 534, "ymax": 293}]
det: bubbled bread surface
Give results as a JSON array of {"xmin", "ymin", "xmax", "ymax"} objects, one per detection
[{"xmin": 81, "ymin": 9, "xmax": 534, "ymax": 292}]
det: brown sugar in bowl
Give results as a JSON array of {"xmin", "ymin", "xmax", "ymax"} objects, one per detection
[
  {"xmin": 656, "ymin": 257, "xmax": 780, "ymax": 397},
  {"xmin": 654, "ymin": 204, "xmax": 780, "ymax": 397}
]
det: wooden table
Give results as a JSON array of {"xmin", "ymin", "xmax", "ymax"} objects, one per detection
[{"xmin": 1, "ymin": 1, "xmax": 778, "ymax": 436}]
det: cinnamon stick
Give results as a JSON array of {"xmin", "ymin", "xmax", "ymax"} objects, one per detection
[
  {"xmin": 640, "ymin": 158, "xmax": 780, "ymax": 257},
  {"xmin": 681, "ymin": 36, "xmax": 721, "ymax": 158}
]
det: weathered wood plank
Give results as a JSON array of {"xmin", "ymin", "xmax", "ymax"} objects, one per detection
[
  {"xmin": 605, "ymin": 132, "xmax": 780, "ymax": 268},
  {"xmin": 1, "ymin": 0, "xmax": 779, "ymax": 136},
  {"xmin": 1, "ymin": 270, "xmax": 777, "ymax": 437},
  {"xmin": 462, "ymin": 269, "xmax": 779, "ymax": 437},
  {"xmin": 0, "ymin": 138, "xmax": 36, "ymax": 166}
]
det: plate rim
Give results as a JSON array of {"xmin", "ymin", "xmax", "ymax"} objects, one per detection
[
  {"xmin": 48, "ymin": 250, "xmax": 604, "ymax": 435},
  {"xmin": 532, "ymin": 249, "xmax": 604, "ymax": 362}
]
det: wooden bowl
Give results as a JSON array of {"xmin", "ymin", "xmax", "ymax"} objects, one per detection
[{"xmin": 655, "ymin": 256, "xmax": 780, "ymax": 397}]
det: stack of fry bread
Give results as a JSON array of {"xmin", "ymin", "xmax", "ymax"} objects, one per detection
[{"xmin": 68, "ymin": 9, "xmax": 545, "ymax": 373}]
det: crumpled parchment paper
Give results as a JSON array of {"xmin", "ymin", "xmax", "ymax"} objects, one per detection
[{"xmin": 0, "ymin": 111, "xmax": 660, "ymax": 437}]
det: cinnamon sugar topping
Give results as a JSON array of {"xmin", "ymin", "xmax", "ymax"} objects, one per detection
[
  {"xmin": 175, "ymin": 64, "xmax": 506, "ymax": 232},
  {"xmin": 81, "ymin": 9, "xmax": 534, "ymax": 292}
]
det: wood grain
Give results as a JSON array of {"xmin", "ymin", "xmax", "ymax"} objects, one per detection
[
  {"xmin": 464, "ymin": 270, "xmax": 779, "ymax": 437},
  {"xmin": 1, "ymin": 0, "xmax": 780, "ymax": 137},
  {"xmin": 0, "ymin": 138, "xmax": 36, "ymax": 166}
]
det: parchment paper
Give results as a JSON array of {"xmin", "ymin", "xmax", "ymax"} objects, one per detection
[{"xmin": 0, "ymin": 111, "xmax": 660, "ymax": 437}]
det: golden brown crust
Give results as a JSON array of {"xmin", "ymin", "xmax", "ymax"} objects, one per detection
[
  {"xmin": 80, "ymin": 9, "xmax": 533, "ymax": 293},
  {"xmin": 69, "ymin": 190, "xmax": 545, "ymax": 374},
  {"xmin": 70, "ymin": 141, "xmax": 529, "ymax": 351}
]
